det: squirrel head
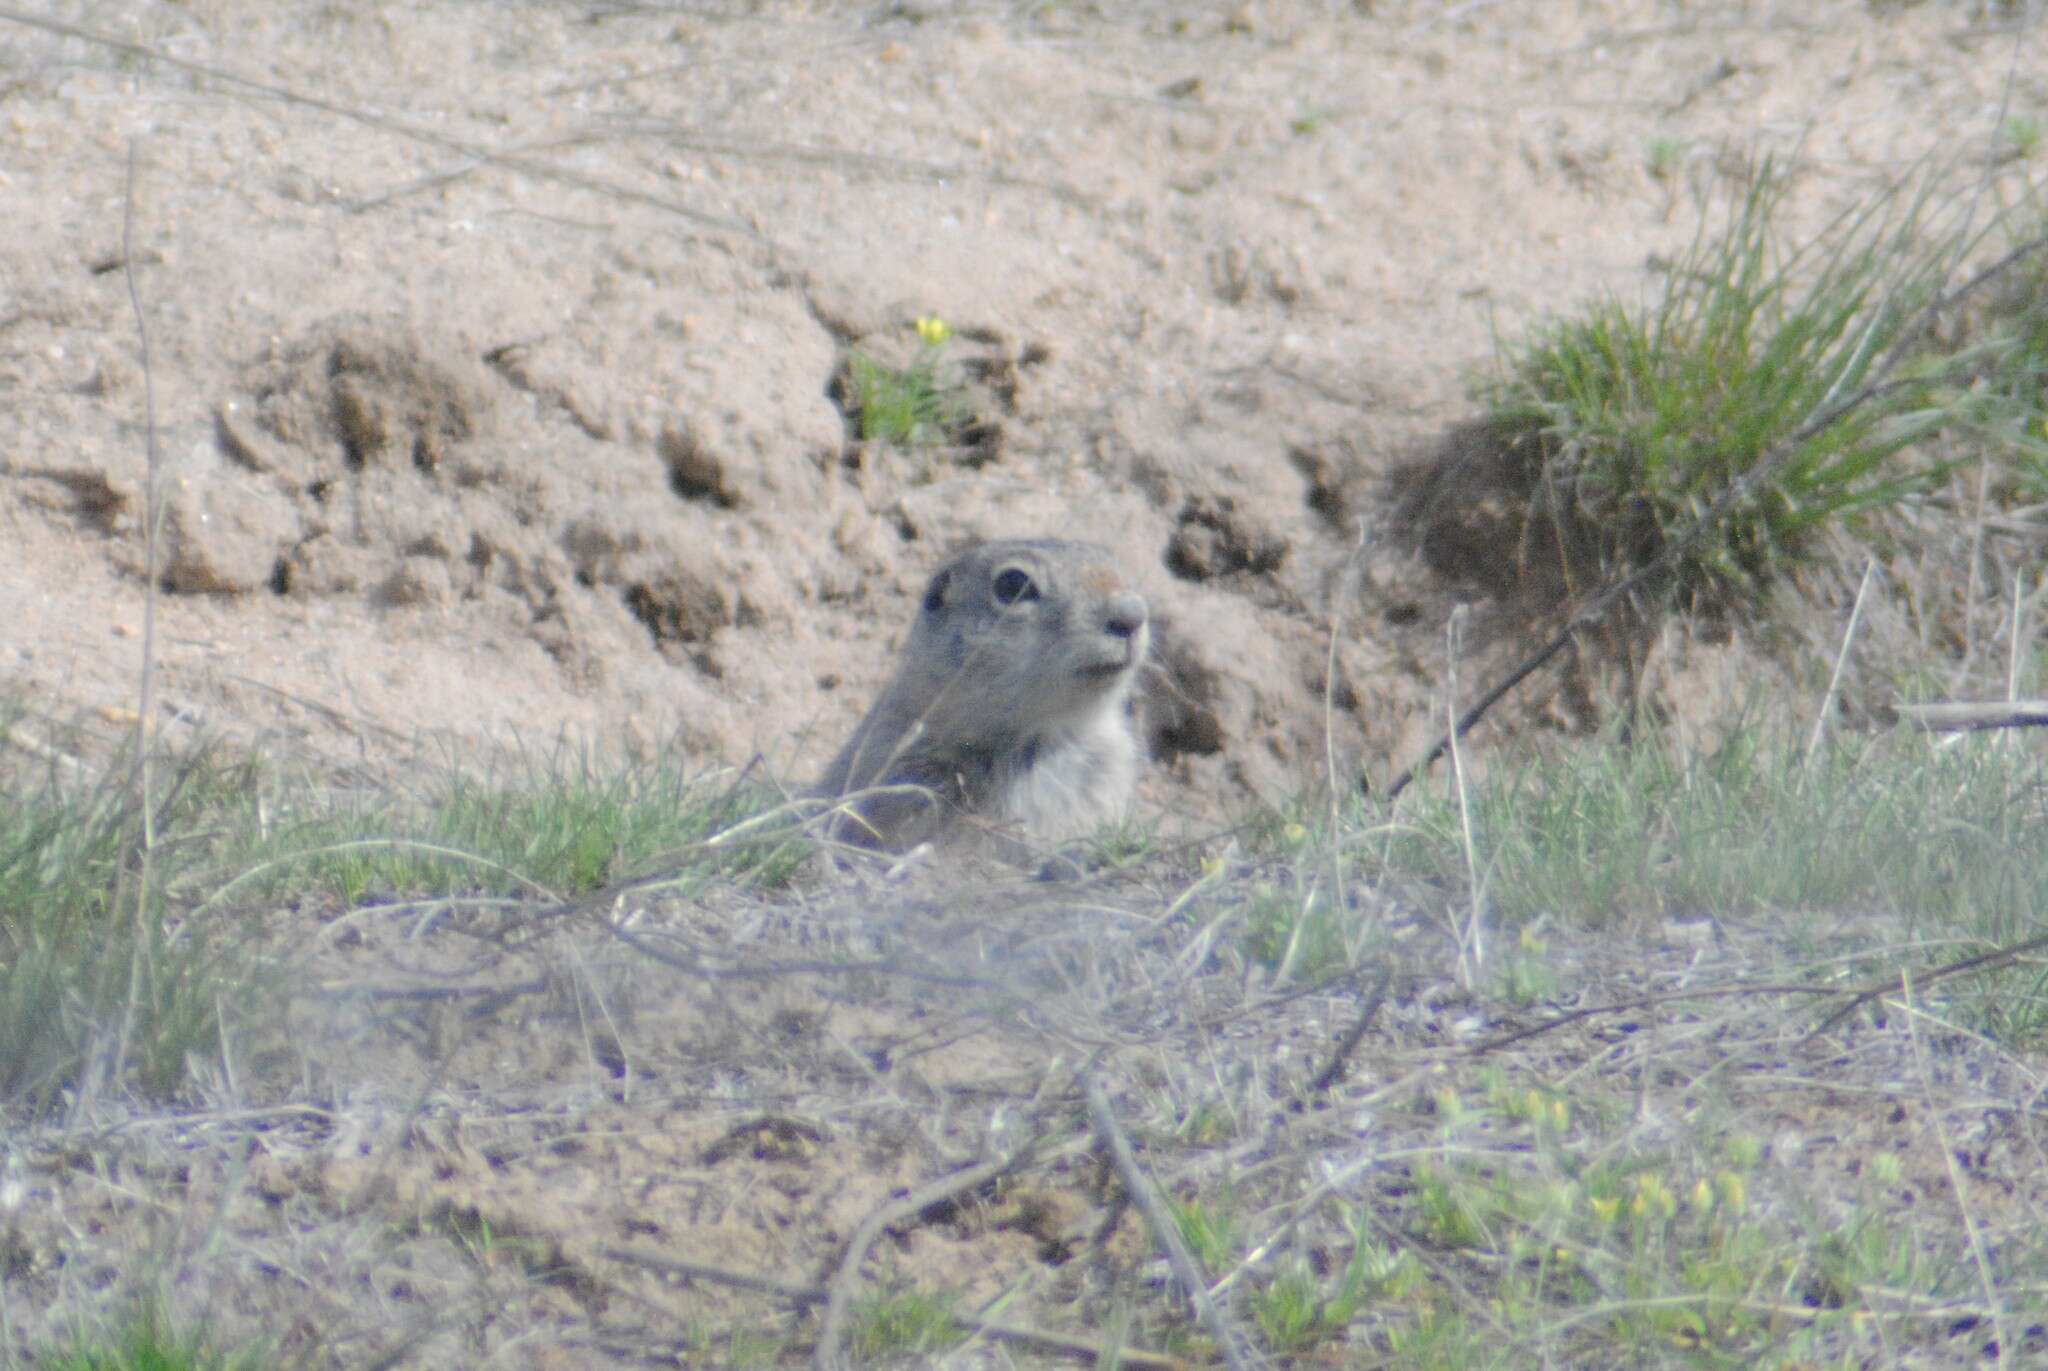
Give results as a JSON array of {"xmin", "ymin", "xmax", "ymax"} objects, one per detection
[{"xmin": 907, "ymin": 539, "xmax": 1149, "ymax": 742}]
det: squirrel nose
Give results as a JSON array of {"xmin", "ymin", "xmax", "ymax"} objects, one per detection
[{"xmin": 1103, "ymin": 591, "xmax": 1148, "ymax": 641}]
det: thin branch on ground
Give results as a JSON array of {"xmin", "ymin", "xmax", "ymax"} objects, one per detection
[
  {"xmin": 1445, "ymin": 604, "xmax": 1485, "ymax": 985},
  {"xmin": 96, "ymin": 139, "xmax": 166, "ymax": 1121},
  {"xmin": 1084, "ymin": 1071, "xmax": 1262, "ymax": 1371},
  {"xmin": 1802, "ymin": 931, "xmax": 2048, "ymax": 1044},
  {"xmin": 1904, "ymin": 968, "xmax": 2012, "ymax": 1365},
  {"xmin": 1305, "ymin": 966, "xmax": 1393, "ymax": 1095},
  {"xmin": 604, "ymin": 1246, "xmax": 826, "ymax": 1306},
  {"xmin": 606, "ymin": 1244, "xmax": 1191, "ymax": 1369},
  {"xmin": 1894, "ymin": 699, "xmax": 2048, "ymax": 731},
  {"xmin": 1473, "ymin": 980, "xmax": 1861, "ymax": 1055},
  {"xmin": 813, "ymin": 1132, "xmax": 1049, "ymax": 1371},
  {"xmin": 1803, "ymin": 555, "xmax": 1878, "ymax": 773}
]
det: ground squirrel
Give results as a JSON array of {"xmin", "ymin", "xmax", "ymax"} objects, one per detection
[{"xmin": 817, "ymin": 539, "xmax": 1150, "ymax": 851}]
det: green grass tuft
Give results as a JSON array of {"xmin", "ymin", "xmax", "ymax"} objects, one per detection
[
  {"xmin": 1482, "ymin": 157, "xmax": 1969, "ymax": 613},
  {"xmin": 0, "ymin": 744, "xmax": 258, "ymax": 1114},
  {"xmin": 845, "ymin": 346, "xmax": 966, "ymax": 448},
  {"xmin": 0, "ymin": 724, "xmax": 800, "ymax": 1117},
  {"xmin": 39, "ymin": 1308, "xmax": 265, "ymax": 1371},
  {"xmin": 848, "ymin": 1287, "xmax": 963, "ymax": 1361},
  {"xmin": 1381, "ymin": 723, "xmax": 2048, "ymax": 1039}
]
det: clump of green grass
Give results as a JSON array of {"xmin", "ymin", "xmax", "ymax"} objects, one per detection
[
  {"xmin": 1159, "ymin": 1054, "xmax": 1988, "ymax": 1365},
  {"xmin": 1173, "ymin": 1194, "xmax": 1242, "ymax": 1271},
  {"xmin": 1085, "ymin": 815, "xmax": 1158, "ymax": 866},
  {"xmin": 2004, "ymin": 114, "xmax": 2043, "ymax": 161},
  {"xmin": 240, "ymin": 746, "xmax": 805, "ymax": 908},
  {"xmin": 0, "ymin": 720, "xmax": 800, "ymax": 1118},
  {"xmin": 0, "ymin": 743, "xmax": 258, "ymax": 1115},
  {"xmin": 844, "ymin": 315, "xmax": 968, "ymax": 448},
  {"xmin": 683, "ymin": 1323, "xmax": 784, "ymax": 1369},
  {"xmin": 1644, "ymin": 135, "xmax": 1686, "ymax": 183},
  {"xmin": 1237, "ymin": 883, "xmax": 1348, "ymax": 982},
  {"xmin": 426, "ymin": 1202, "xmax": 562, "ymax": 1281},
  {"xmin": 1174, "ymin": 1097, "xmax": 1238, "ymax": 1145},
  {"xmin": 39, "ymin": 1307, "xmax": 265, "ymax": 1371},
  {"xmin": 1379, "ymin": 723, "xmax": 2048, "ymax": 1039},
  {"xmin": 1224, "ymin": 815, "xmax": 1369, "ymax": 983},
  {"xmin": 1171, "ymin": 1180, "xmax": 1474, "ymax": 1360},
  {"xmin": 1250, "ymin": 1251, "xmax": 1376, "ymax": 1355},
  {"xmin": 1289, "ymin": 105, "xmax": 1332, "ymax": 136},
  {"xmin": 1964, "ymin": 221, "xmax": 2048, "ymax": 494},
  {"xmin": 1481, "ymin": 157, "xmax": 1965, "ymax": 613},
  {"xmin": 1171, "ymin": 1191, "xmax": 1387, "ymax": 1356},
  {"xmin": 848, "ymin": 1287, "xmax": 962, "ymax": 1362},
  {"xmin": 1496, "ymin": 922, "xmax": 1561, "ymax": 1007}
]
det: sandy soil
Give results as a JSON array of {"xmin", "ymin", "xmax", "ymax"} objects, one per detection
[{"xmin": 5, "ymin": 0, "xmax": 2038, "ymax": 809}]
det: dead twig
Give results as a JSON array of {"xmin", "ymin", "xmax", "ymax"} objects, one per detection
[
  {"xmin": 95, "ymin": 138, "xmax": 166, "ymax": 1121},
  {"xmin": 813, "ymin": 1135, "xmax": 1046, "ymax": 1371},
  {"xmin": 1084, "ymin": 1071, "xmax": 1262, "ymax": 1371},
  {"xmin": 1894, "ymin": 699, "xmax": 2048, "ymax": 731},
  {"xmin": 1802, "ymin": 932, "xmax": 2048, "ymax": 1044},
  {"xmin": 1444, "ymin": 604, "xmax": 1485, "ymax": 984},
  {"xmin": 1902, "ymin": 969, "xmax": 2011, "ymax": 1363},
  {"xmin": 963, "ymin": 1318, "xmax": 1187, "ymax": 1371},
  {"xmin": 1305, "ymin": 966, "xmax": 1393, "ymax": 1095},
  {"xmin": 1802, "ymin": 555, "xmax": 1877, "ymax": 773},
  {"xmin": 1474, "ymin": 932, "xmax": 2048, "ymax": 1055},
  {"xmin": 605, "ymin": 1245, "xmax": 1189, "ymax": 1369},
  {"xmin": 598, "ymin": 915, "xmax": 1001, "ymax": 990},
  {"xmin": 1473, "ymin": 981, "xmax": 1859, "ymax": 1055},
  {"xmin": 604, "ymin": 1246, "xmax": 825, "ymax": 1306}
]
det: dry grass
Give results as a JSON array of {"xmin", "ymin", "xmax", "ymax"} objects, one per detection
[{"xmin": 4, "ymin": 718, "xmax": 2047, "ymax": 1369}]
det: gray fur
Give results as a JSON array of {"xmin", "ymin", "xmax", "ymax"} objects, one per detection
[{"xmin": 817, "ymin": 539, "xmax": 1149, "ymax": 851}]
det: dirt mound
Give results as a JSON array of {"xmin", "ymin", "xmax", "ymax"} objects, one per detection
[{"xmin": 1, "ymin": 0, "xmax": 2030, "ymax": 805}]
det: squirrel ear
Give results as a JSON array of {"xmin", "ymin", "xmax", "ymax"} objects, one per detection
[{"xmin": 922, "ymin": 568, "xmax": 951, "ymax": 615}]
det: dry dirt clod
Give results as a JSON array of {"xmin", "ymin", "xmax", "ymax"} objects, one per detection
[{"xmin": 1165, "ymin": 493, "xmax": 1290, "ymax": 582}]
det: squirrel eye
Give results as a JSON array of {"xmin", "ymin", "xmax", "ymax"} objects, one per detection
[
  {"xmin": 922, "ymin": 569, "xmax": 951, "ymax": 614},
  {"xmin": 992, "ymin": 567, "xmax": 1038, "ymax": 605}
]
